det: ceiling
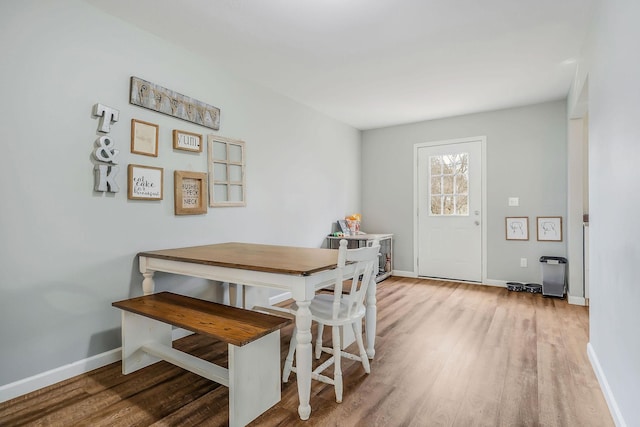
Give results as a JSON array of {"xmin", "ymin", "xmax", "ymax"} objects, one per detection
[{"xmin": 84, "ymin": 0, "xmax": 595, "ymax": 130}]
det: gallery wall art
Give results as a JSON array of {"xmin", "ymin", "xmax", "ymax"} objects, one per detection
[{"xmin": 130, "ymin": 76, "xmax": 220, "ymax": 130}]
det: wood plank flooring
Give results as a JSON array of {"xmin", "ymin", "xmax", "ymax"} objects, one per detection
[{"xmin": 0, "ymin": 277, "xmax": 613, "ymax": 426}]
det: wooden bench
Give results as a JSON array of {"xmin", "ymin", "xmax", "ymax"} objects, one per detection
[{"xmin": 112, "ymin": 292, "xmax": 292, "ymax": 427}]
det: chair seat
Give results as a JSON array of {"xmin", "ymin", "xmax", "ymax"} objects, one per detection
[{"xmin": 290, "ymin": 295, "xmax": 366, "ymax": 326}]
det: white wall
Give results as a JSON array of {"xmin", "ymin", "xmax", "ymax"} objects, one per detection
[
  {"xmin": 569, "ymin": 0, "xmax": 640, "ymax": 425},
  {"xmin": 362, "ymin": 101, "xmax": 568, "ymax": 286},
  {"xmin": 0, "ymin": 0, "xmax": 361, "ymax": 388}
]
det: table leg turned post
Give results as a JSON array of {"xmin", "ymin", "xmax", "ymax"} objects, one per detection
[
  {"xmin": 139, "ymin": 256, "xmax": 156, "ymax": 295},
  {"xmin": 365, "ymin": 277, "xmax": 377, "ymax": 359},
  {"xmin": 294, "ymin": 299, "xmax": 313, "ymax": 420},
  {"xmin": 142, "ymin": 272, "xmax": 155, "ymax": 295}
]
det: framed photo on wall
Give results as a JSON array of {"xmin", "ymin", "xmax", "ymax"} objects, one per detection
[
  {"xmin": 127, "ymin": 164, "xmax": 163, "ymax": 200},
  {"xmin": 505, "ymin": 217, "xmax": 529, "ymax": 240},
  {"xmin": 174, "ymin": 170, "xmax": 208, "ymax": 215},
  {"xmin": 537, "ymin": 216, "xmax": 563, "ymax": 241},
  {"xmin": 131, "ymin": 119, "xmax": 159, "ymax": 157},
  {"xmin": 173, "ymin": 129, "xmax": 202, "ymax": 153}
]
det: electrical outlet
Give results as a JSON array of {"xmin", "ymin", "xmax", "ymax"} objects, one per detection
[
  {"xmin": 520, "ymin": 258, "xmax": 528, "ymax": 267},
  {"xmin": 508, "ymin": 197, "xmax": 519, "ymax": 207}
]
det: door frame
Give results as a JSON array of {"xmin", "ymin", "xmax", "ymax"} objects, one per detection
[{"xmin": 413, "ymin": 136, "xmax": 488, "ymax": 283}]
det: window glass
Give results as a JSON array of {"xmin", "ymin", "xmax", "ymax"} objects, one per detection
[{"xmin": 429, "ymin": 153, "xmax": 469, "ymax": 216}]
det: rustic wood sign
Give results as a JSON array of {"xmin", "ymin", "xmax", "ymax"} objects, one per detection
[{"xmin": 130, "ymin": 76, "xmax": 220, "ymax": 130}]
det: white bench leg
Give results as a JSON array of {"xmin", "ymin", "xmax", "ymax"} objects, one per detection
[
  {"xmin": 228, "ymin": 331, "xmax": 281, "ymax": 427},
  {"xmin": 120, "ymin": 311, "xmax": 172, "ymax": 374}
]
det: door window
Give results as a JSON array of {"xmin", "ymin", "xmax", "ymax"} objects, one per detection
[{"xmin": 429, "ymin": 153, "xmax": 469, "ymax": 215}]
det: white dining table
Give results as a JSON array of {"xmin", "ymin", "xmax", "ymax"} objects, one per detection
[{"xmin": 137, "ymin": 242, "xmax": 378, "ymax": 420}]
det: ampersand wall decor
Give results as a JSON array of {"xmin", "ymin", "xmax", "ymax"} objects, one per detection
[{"xmin": 93, "ymin": 136, "xmax": 120, "ymax": 164}]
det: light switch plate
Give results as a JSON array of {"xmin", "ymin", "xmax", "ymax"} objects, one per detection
[{"xmin": 508, "ymin": 197, "xmax": 519, "ymax": 207}]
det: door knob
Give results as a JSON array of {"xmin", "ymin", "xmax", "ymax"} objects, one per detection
[{"xmin": 474, "ymin": 220, "xmax": 480, "ymax": 226}]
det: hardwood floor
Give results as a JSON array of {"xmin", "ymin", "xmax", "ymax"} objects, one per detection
[{"xmin": 0, "ymin": 277, "xmax": 613, "ymax": 426}]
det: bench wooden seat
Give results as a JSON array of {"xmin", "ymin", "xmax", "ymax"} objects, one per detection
[{"xmin": 112, "ymin": 292, "xmax": 292, "ymax": 427}]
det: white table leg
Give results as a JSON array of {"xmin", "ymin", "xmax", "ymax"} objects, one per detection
[
  {"xmin": 294, "ymin": 299, "xmax": 313, "ymax": 420},
  {"xmin": 365, "ymin": 277, "xmax": 377, "ymax": 359},
  {"xmin": 142, "ymin": 271, "xmax": 155, "ymax": 295}
]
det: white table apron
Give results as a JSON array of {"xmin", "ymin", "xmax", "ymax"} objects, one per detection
[{"xmin": 138, "ymin": 255, "xmax": 377, "ymax": 421}]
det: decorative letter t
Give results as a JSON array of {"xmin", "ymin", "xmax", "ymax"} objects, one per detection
[{"xmin": 93, "ymin": 103, "xmax": 120, "ymax": 133}]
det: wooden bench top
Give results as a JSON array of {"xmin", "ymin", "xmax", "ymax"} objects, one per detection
[{"xmin": 113, "ymin": 292, "xmax": 292, "ymax": 347}]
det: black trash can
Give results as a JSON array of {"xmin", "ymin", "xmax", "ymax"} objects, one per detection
[{"xmin": 539, "ymin": 256, "xmax": 568, "ymax": 297}]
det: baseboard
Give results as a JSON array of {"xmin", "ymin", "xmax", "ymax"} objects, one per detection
[
  {"xmin": 483, "ymin": 279, "xmax": 508, "ymax": 287},
  {"xmin": 0, "ymin": 348, "xmax": 122, "ymax": 404},
  {"xmin": 269, "ymin": 291, "xmax": 292, "ymax": 305},
  {"xmin": 391, "ymin": 270, "xmax": 417, "ymax": 278},
  {"xmin": 587, "ymin": 342, "xmax": 627, "ymax": 427},
  {"xmin": 568, "ymin": 295, "xmax": 587, "ymax": 306},
  {"xmin": 0, "ymin": 328, "xmax": 194, "ymax": 404},
  {"xmin": 396, "ymin": 273, "xmax": 508, "ymax": 288}
]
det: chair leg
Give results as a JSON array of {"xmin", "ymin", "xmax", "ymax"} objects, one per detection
[
  {"xmin": 315, "ymin": 323, "xmax": 324, "ymax": 359},
  {"xmin": 332, "ymin": 326, "xmax": 343, "ymax": 403},
  {"xmin": 353, "ymin": 320, "xmax": 371, "ymax": 374},
  {"xmin": 282, "ymin": 326, "xmax": 297, "ymax": 382}
]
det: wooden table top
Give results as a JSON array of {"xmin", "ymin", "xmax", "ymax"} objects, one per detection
[{"xmin": 138, "ymin": 242, "xmax": 340, "ymax": 276}]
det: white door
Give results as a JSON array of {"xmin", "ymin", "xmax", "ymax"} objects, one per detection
[{"xmin": 416, "ymin": 138, "xmax": 483, "ymax": 282}]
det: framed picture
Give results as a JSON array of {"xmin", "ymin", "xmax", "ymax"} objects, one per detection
[
  {"xmin": 173, "ymin": 129, "xmax": 202, "ymax": 153},
  {"xmin": 127, "ymin": 164, "xmax": 163, "ymax": 200},
  {"xmin": 131, "ymin": 119, "xmax": 159, "ymax": 157},
  {"xmin": 537, "ymin": 216, "xmax": 563, "ymax": 241},
  {"xmin": 505, "ymin": 217, "xmax": 529, "ymax": 240},
  {"xmin": 174, "ymin": 170, "xmax": 207, "ymax": 215}
]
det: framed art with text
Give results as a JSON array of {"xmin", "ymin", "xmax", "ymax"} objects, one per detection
[
  {"xmin": 174, "ymin": 170, "xmax": 207, "ymax": 215},
  {"xmin": 127, "ymin": 164, "xmax": 163, "ymax": 200},
  {"xmin": 173, "ymin": 129, "xmax": 202, "ymax": 153}
]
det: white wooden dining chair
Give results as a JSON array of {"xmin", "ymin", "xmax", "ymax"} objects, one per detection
[{"xmin": 282, "ymin": 239, "xmax": 380, "ymax": 403}]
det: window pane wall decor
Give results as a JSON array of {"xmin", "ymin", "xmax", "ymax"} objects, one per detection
[{"xmin": 207, "ymin": 135, "xmax": 246, "ymax": 207}]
